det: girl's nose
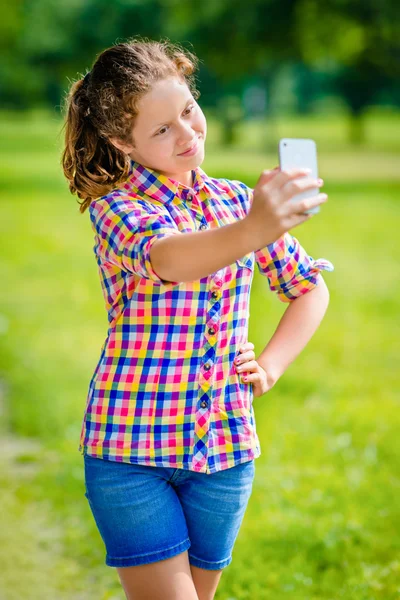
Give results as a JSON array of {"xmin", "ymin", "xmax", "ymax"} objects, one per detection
[{"xmin": 178, "ymin": 122, "xmax": 196, "ymax": 142}]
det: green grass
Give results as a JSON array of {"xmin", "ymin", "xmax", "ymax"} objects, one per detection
[{"xmin": 0, "ymin": 108, "xmax": 399, "ymax": 599}]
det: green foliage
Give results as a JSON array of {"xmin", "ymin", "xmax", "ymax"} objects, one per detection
[
  {"xmin": 0, "ymin": 110, "xmax": 399, "ymax": 598},
  {"xmin": 1, "ymin": 0, "xmax": 399, "ymax": 120}
]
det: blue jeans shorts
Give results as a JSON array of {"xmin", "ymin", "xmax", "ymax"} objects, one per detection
[{"xmin": 83, "ymin": 454, "xmax": 255, "ymax": 570}]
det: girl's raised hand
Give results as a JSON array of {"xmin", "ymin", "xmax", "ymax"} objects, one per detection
[{"xmin": 245, "ymin": 167, "xmax": 328, "ymax": 250}]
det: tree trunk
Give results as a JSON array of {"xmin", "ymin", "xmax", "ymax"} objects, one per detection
[{"xmin": 348, "ymin": 110, "xmax": 365, "ymax": 145}]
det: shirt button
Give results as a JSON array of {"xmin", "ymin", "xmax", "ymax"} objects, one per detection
[
  {"xmin": 200, "ymin": 401, "xmax": 208, "ymax": 408},
  {"xmin": 211, "ymin": 290, "xmax": 219, "ymax": 300},
  {"xmin": 204, "ymin": 363, "xmax": 211, "ymax": 371},
  {"xmin": 208, "ymin": 327, "xmax": 216, "ymax": 336},
  {"xmin": 199, "ymin": 223, "xmax": 207, "ymax": 230}
]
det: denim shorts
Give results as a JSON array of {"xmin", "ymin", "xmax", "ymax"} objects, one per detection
[{"xmin": 83, "ymin": 454, "xmax": 255, "ymax": 570}]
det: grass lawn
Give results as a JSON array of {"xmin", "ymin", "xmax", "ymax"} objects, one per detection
[{"xmin": 0, "ymin": 108, "xmax": 399, "ymax": 599}]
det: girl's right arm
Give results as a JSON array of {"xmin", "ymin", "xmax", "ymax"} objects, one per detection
[{"xmin": 150, "ymin": 168, "xmax": 327, "ymax": 284}]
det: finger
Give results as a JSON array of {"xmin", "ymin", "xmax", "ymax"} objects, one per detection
[
  {"xmin": 241, "ymin": 372, "xmax": 258, "ymax": 383},
  {"xmin": 235, "ymin": 353, "xmax": 258, "ymax": 371},
  {"xmin": 238, "ymin": 351, "xmax": 255, "ymax": 361},
  {"xmin": 288, "ymin": 192, "xmax": 328, "ymax": 216},
  {"xmin": 267, "ymin": 167, "xmax": 312, "ymax": 190},
  {"xmin": 236, "ymin": 350, "xmax": 255, "ymax": 364},
  {"xmin": 236, "ymin": 360, "xmax": 258, "ymax": 372},
  {"xmin": 285, "ymin": 210, "xmax": 315, "ymax": 229},
  {"xmin": 239, "ymin": 342, "xmax": 255, "ymax": 352},
  {"xmin": 256, "ymin": 167, "xmax": 281, "ymax": 186},
  {"xmin": 281, "ymin": 176, "xmax": 322, "ymax": 201}
]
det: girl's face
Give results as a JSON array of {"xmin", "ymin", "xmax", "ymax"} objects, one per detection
[{"xmin": 111, "ymin": 76, "xmax": 207, "ymax": 188}]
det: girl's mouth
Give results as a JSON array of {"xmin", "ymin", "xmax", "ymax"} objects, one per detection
[{"xmin": 178, "ymin": 137, "xmax": 201, "ymax": 156}]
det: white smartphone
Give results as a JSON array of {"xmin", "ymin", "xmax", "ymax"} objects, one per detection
[{"xmin": 278, "ymin": 138, "xmax": 320, "ymax": 215}]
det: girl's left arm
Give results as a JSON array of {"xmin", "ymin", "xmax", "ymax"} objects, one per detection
[{"xmin": 256, "ymin": 274, "xmax": 330, "ymax": 385}]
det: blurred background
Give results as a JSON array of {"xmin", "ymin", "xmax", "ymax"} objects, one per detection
[{"xmin": 1, "ymin": 1, "xmax": 399, "ymax": 598}]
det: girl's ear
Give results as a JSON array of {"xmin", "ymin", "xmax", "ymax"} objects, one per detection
[{"xmin": 109, "ymin": 137, "xmax": 134, "ymax": 154}]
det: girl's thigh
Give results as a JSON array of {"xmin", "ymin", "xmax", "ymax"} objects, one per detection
[
  {"xmin": 116, "ymin": 551, "xmax": 199, "ymax": 600},
  {"xmin": 83, "ymin": 454, "xmax": 191, "ymax": 568},
  {"xmin": 173, "ymin": 459, "xmax": 256, "ymax": 571}
]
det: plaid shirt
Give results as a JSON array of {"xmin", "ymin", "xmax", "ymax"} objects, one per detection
[{"xmin": 78, "ymin": 159, "xmax": 334, "ymax": 474}]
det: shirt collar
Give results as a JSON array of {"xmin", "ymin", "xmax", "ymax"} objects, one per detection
[{"xmin": 125, "ymin": 158, "xmax": 208, "ymax": 204}]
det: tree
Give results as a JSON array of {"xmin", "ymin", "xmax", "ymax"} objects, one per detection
[{"xmin": 294, "ymin": 0, "xmax": 400, "ymax": 143}]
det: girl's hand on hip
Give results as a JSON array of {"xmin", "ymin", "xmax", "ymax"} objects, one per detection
[{"xmin": 234, "ymin": 341, "xmax": 277, "ymax": 398}]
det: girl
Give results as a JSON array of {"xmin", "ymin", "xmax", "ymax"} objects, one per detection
[{"xmin": 61, "ymin": 37, "xmax": 333, "ymax": 600}]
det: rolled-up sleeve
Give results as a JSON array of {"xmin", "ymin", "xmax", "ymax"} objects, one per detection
[
  {"xmin": 255, "ymin": 233, "xmax": 334, "ymax": 302},
  {"xmin": 89, "ymin": 197, "xmax": 182, "ymax": 286},
  {"xmin": 225, "ymin": 178, "xmax": 334, "ymax": 302}
]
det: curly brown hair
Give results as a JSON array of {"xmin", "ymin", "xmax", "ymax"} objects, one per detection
[{"xmin": 60, "ymin": 36, "xmax": 201, "ymax": 213}]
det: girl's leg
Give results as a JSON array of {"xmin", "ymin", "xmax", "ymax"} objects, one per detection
[
  {"xmin": 83, "ymin": 456, "xmax": 196, "ymax": 597},
  {"xmin": 190, "ymin": 564, "xmax": 224, "ymax": 600},
  {"xmin": 116, "ymin": 551, "xmax": 199, "ymax": 600}
]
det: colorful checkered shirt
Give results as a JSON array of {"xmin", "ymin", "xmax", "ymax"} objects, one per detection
[{"xmin": 78, "ymin": 159, "xmax": 334, "ymax": 474}]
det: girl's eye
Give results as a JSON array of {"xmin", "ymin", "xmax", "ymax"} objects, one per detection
[{"xmin": 156, "ymin": 105, "xmax": 194, "ymax": 136}]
